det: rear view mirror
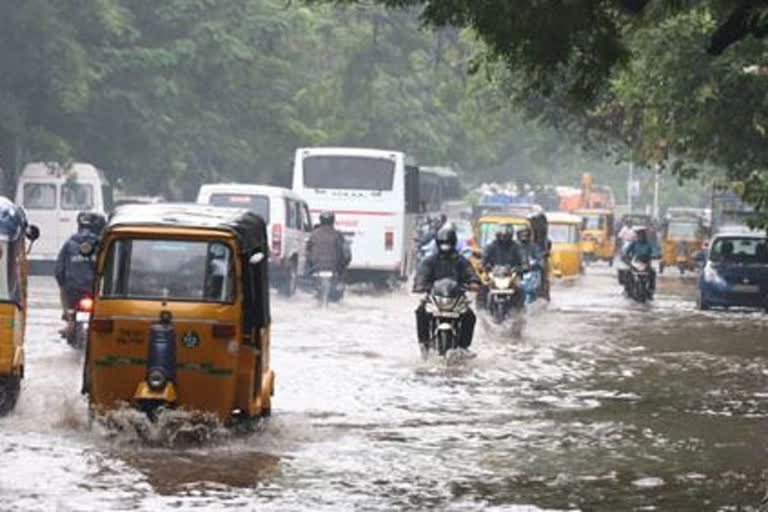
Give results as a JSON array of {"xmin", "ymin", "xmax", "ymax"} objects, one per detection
[
  {"xmin": 25, "ymin": 224, "xmax": 40, "ymax": 241},
  {"xmin": 249, "ymin": 252, "xmax": 265, "ymax": 265}
]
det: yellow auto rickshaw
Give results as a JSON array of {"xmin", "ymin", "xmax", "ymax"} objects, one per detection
[
  {"xmin": 84, "ymin": 204, "xmax": 275, "ymax": 422},
  {"xmin": 659, "ymin": 214, "xmax": 706, "ymax": 275},
  {"xmin": 545, "ymin": 212, "xmax": 583, "ymax": 279},
  {"xmin": 0, "ymin": 198, "xmax": 39, "ymax": 416},
  {"xmin": 574, "ymin": 208, "xmax": 615, "ymax": 266}
]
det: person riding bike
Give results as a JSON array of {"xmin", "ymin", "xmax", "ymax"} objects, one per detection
[
  {"xmin": 622, "ymin": 226, "xmax": 656, "ymax": 293},
  {"xmin": 55, "ymin": 212, "xmax": 106, "ymax": 323},
  {"xmin": 478, "ymin": 225, "xmax": 523, "ymax": 309},
  {"xmin": 306, "ymin": 211, "xmax": 351, "ymax": 276},
  {"xmin": 413, "ymin": 226, "xmax": 478, "ymax": 350}
]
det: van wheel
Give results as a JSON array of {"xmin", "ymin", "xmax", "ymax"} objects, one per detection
[
  {"xmin": 697, "ymin": 292, "xmax": 710, "ymax": 311},
  {"xmin": 0, "ymin": 376, "xmax": 21, "ymax": 416},
  {"xmin": 280, "ymin": 262, "xmax": 297, "ymax": 297}
]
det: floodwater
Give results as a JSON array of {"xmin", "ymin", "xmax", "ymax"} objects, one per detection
[{"xmin": 1, "ymin": 269, "xmax": 767, "ymax": 511}]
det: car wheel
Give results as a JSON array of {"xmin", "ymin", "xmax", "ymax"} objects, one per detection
[
  {"xmin": 697, "ymin": 292, "xmax": 710, "ymax": 311},
  {"xmin": 280, "ymin": 261, "xmax": 297, "ymax": 297}
]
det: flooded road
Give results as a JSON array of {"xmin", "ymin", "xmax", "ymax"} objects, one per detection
[{"xmin": 1, "ymin": 269, "xmax": 767, "ymax": 511}]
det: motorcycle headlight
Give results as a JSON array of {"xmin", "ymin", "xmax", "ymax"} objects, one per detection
[
  {"xmin": 147, "ymin": 369, "xmax": 168, "ymax": 391},
  {"xmin": 435, "ymin": 296, "xmax": 457, "ymax": 311},
  {"xmin": 493, "ymin": 277, "xmax": 511, "ymax": 289}
]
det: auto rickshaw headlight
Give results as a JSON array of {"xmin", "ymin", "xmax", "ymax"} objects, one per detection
[{"xmin": 147, "ymin": 369, "xmax": 167, "ymax": 391}]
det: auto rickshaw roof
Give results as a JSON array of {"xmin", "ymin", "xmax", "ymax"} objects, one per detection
[
  {"xmin": 0, "ymin": 197, "xmax": 27, "ymax": 241},
  {"xmin": 107, "ymin": 203, "xmax": 267, "ymax": 253},
  {"xmin": 574, "ymin": 208, "xmax": 613, "ymax": 215},
  {"xmin": 546, "ymin": 212, "xmax": 582, "ymax": 224}
]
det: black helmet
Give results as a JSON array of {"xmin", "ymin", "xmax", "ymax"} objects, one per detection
[
  {"xmin": 436, "ymin": 226, "xmax": 457, "ymax": 253},
  {"xmin": 77, "ymin": 211, "xmax": 106, "ymax": 235},
  {"xmin": 495, "ymin": 224, "xmax": 514, "ymax": 244},
  {"xmin": 319, "ymin": 211, "xmax": 335, "ymax": 226}
]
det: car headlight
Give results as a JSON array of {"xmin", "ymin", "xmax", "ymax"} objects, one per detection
[{"xmin": 147, "ymin": 369, "xmax": 168, "ymax": 391}]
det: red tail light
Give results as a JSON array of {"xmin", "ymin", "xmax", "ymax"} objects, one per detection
[
  {"xmin": 91, "ymin": 319, "xmax": 114, "ymax": 333},
  {"xmin": 78, "ymin": 297, "xmax": 94, "ymax": 312},
  {"xmin": 271, "ymin": 224, "xmax": 282, "ymax": 258},
  {"xmin": 385, "ymin": 231, "xmax": 394, "ymax": 251},
  {"xmin": 212, "ymin": 324, "xmax": 236, "ymax": 338}
]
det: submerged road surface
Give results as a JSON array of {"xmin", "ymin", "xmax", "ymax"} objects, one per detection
[{"xmin": 1, "ymin": 269, "xmax": 767, "ymax": 511}]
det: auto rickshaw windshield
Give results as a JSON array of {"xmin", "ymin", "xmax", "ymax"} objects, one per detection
[
  {"xmin": 582, "ymin": 215, "xmax": 605, "ymax": 230},
  {"xmin": 101, "ymin": 238, "xmax": 235, "ymax": 302},
  {"xmin": 667, "ymin": 222, "xmax": 699, "ymax": 241},
  {"xmin": 549, "ymin": 224, "xmax": 579, "ymax": 243},
  {"xmin": 0, "ymin": 237, "xmax": 21, "ymax": 303}
]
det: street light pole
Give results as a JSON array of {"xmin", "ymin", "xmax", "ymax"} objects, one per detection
[
  {"xmin": 653, "ymin": 164, "xmax": 660, "ymax": 219},
  {"xmin": 627, "ymin": 154, "xmax": 634, "ymax": 213}
]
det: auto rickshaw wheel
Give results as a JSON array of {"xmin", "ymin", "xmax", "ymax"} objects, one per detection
[{"xmin": 0, "ymin": 375, "xmax": 21, "ymax": 416}]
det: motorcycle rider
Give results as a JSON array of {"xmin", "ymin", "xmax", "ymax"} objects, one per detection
[
  {"xmin": 622, "ymin": 226, "xmax": 656, "ymax": 293},
  {"xmin": 55, "ymin": 212, "xmax": 106, "ymax": 327},
  {"xmin": 413, "ymin": 226, "xmax": 478, "ymax": 350},
  {"xmin": 306, "ymin": 211, "xmax": 351, "ymax": 277},
  {"xmin": 478, "ymin": 225, "xmax": 523, "ymax": 309}
]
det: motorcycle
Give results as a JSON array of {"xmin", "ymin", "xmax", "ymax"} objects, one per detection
[
  {"xmin": 313, "ymin": 270, "xmax": 344, "ymax": 307},
  {"xmin": 619, "ymin": 259, "xmax": 654, "ymax": 303},
  {"xmin": 486, "ymin": 265, "xmax": 525, "ymax": 324},
  {"xmin": 422, "ymin": 278, "xmax": 471, "ymax": 358},
  {"xmin": 62, "ymin": 294, "xmax": 93, "ymax": 350}
]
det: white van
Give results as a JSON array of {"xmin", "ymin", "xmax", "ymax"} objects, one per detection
[
  {"xmin": 196, "ymin": 183, "xmax": 311, "ymax": 296},
  {"xmin": 15, "ymin": 162, "xmax": 111, "ymax": 272}
]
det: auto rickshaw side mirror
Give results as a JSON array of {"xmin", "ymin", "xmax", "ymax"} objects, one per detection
[
  {"xmin": 25, "ymin": 224, "xmax": 40, "ymax": 241},
  {"xmin": 249, "ymin": 252, "xmax": 265, "ymax": 265}
]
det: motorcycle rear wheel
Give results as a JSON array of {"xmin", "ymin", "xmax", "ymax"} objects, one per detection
[{"xmin": 0, "ymin": 376, "xmax": 21, "ymax": 416}]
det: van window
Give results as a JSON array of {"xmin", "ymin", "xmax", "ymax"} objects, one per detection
[
  {"xmin": 61, "ymin": 183, "xmax": 94, "ymax": 210},
  {"xmin": 285, "ymin": 199, "xmax": 297, "ymax": 229},
  {"xmin": 23, "ymin": 184, "xmax": 56, "ymax": 210},
  {"xmin": 209, "ymin": 193, "xmax": 270, "ymax": 223},
  {"xmin": 302, "ymin": 204, "xmax": 313, "ymax": 232}
]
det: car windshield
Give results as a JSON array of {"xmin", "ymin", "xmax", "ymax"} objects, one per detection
[
  {"xmin": 209, "ymin": 193, "xmax": 270, "ymax": 223},
  {"xmin": 101, "ymin": 239, "xmax": 235, "ymax": 302},
  {"xmin": 709, "ymin": 236, "xmax": 768, "ymax": 264},
  {"xmin": 667, "ymin": 222, "xmax": 699, "ymax": 241},
  {"xmin": 582, "ymin": 215, "xmax": 604, "ymax": 230},
  {"xmin": 549, "ymin": 224, "xmax": 579, "ymax": 243},
  {"xmin": 61, "ymin": 183, "xmax": 94, "ymax": 210},
  {"xmin": 303, "ymin": 156, "xmax": 395, "ymax": 191},
  {"xmin": 23, "ymin": 183, "xmax": 56, "ymax": 210}
]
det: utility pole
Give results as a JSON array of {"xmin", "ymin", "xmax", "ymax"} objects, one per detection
[
  {"xmin": 627, "ymin": 154, "xmax": 634, "ymax": 213},
  {"xmin": 652, "ymin": 165, "xmax": 660, "ymax": 219}
]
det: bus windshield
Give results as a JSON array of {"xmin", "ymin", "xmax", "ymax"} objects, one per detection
[{"xmin": 303, "ymin": 156, "xmax": 395, "ymax": 191}]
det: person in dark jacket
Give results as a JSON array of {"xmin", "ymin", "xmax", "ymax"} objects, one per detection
[
  {"xmin": 306, "ymin": 211, "xmax": 351, "ymax": 275},
  {"xmin": 55, "ymin": 212, "xmax": 105, "ymax": 317},
  {"xmin": 477, "ymin": 225, "xmax": 523, "ymax": 309},
  {"xmin": 413, "ymin": 226, "xmax": 478, "ymax": 349}
]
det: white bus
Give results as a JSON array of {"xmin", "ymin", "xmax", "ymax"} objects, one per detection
[{"xmin": 292, "ymin": 147, "xmax": 420, "ymax": 280}]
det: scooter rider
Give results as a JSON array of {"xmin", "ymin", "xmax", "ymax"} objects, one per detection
[
  {"xmin": 55, "ymin": 212, "xmax": 106, "ymax": 321},
  {"xmin": 413, "ymin": 226, "xmax": 479, "ymax": 350},
  {"xmin": 306, "ymin": 211, "xmax": 351, "ymax": 276},
  {"xmin": 622, "ymin": 226, "xmax": 656, "ymax": 293},
  {"xmin": 478, "ymin": 225, "xmax": 523, "ymax": 309}
]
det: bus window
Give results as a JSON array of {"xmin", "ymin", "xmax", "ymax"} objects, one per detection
[{"xmin": 303, "ymin": 156, "xmax": 395, "ymax": 191}]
